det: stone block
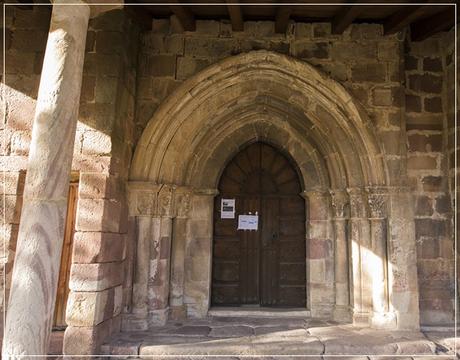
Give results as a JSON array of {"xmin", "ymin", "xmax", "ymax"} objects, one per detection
[
  {"xmin": 81, "ymin": 130, "xmax": 112, "ymax": 155},
  {"xmin": 435, "ymin": 195, "xmax": 451, "ymax": 215},
  {"xmin": 415, "ymin": 219, "xmax": 448, "ymax": 239},
  {"xmin": 0, "ymin": 195, "xmax": 22, "ymax": 224},
  {"xmin": 405, "ymin": 55, "xmax": 418, "ymax": 70},
  {"xmin": 11, "ymin": 30, "xmax": 48, "ymax": 52},
  {"xmin": 350, "ymin": 63, "xmax": 386, "ymax": 82},
  {"xmin": 423, "ymin": 57, "xmax": 442, "ymax": 72},
  {"xmin": 10, "ymin": 130, "xmax": 30, "ymax": 156},
  {"xmin": 196, "ymin": 20, "xmax": 220, "ymax": 35},
  {"xmin": 0, "ymin": 171, "xmax": 25, "ymax": 196},
  {"xmin": 72, "ymin": 231, "xmax": 125, "ymax": 263},
  {"xmin": 421, "ymin": 176, "xmax": 444, "ymax": 192},
  {"xmin": 84, "ymin": 53, "xmax": 122, "ymax": 77},
  {"xmin": 184, "ymin": 37, "xmax": 239, "ymax": 58},
  {"xmin": 408, "ymin": 134, "xmax": 442, "ymax": 153},
  {"xmin": 152, "ymin": 18, "xmax": 170, "ymax": 34},
  {"xmin": 96, "ymin": 31, "xmax": 123, "ymax": 54},
  {"xmin": 150, "ymin": 77, "xmax": 181, "ymax": 102},
  {"xmin": 66, "ymin": 289, "xmax": 114, "ymax": 326},
  {"xmin": 371, "ymin": 87, "xmax": 393, "ymax": 106},
  {"xmin": 331, "ymin": 42, "xmax": 377, "ymax": 62},
  {"xmin": 13, "ymin": 7, "xmax": 51, "ymax": 30},
  {"xmin": 81, "ymin": 75, "xmax": 96, "ymax": 102},
  {"xmin": 79, "ymin": 173, "xmax": 121, "ymax": 200},
  {"xmin": 350, "ymin": 23, "xmax": 383, "ymax": 39},
  {"xmin": 407, "ymin": 155, "xmax": 437, "ymax": 170},
  {"xmin": 313, "ymin": 23, "xmax": 331, "ymax": 37},
  {"xmin": 295, "ymin": 23, "xmax": 312, "ymax": 39},
  {"xmin": 293, "ymin": 41, "xmax": 329, "ymax": 59},
  {"xmin": 378, "ymin": 41, "xmax": 400, "ymax": 61},
  {"xmin": 309, "ymin": 259, "xmax": 326, "ymax": 283},
  {"xmin": 69, "ymin": 262, "xmax": 123, "ymax": 291},
  {"xmin": 75, "ymin": 198, "xmax": 122, "ymax": 232},
  {"xmin": 309, "ymin": 238, "xmax": 331, "ymax": 259},
  {"xmin": 424, "ymin": 97, "xmax": 442, "ymax": 113},
  {"xmin": 63, "ymin": 319, "xmax": 112, "ymax": 355},
  {"xmin": 90, "ymin": 10, "xmax": 126, "ymax": 31},
  {"xmin": 244, "ymin": 21, "xmax": 275, "ymax": 37},
  {"xmin": 408, "ymin": 74, "xmax": 443, "ymax": 94},
  {"xmin": 95, "ymin": 76, "xmax": 119, "ymax": 104},
  {"xmin": 146, "ymin": 54, "xmax": 176, "ymax": 77},
  {"xmin": 415, "ymin": 196, "xmax": 434, "ymax": 216},
  {"xmin": 5, "ymin": 50, "xmax": 35, "ymax": 75},
  {"xmin": 406, "ymin": 94, "xmax": 421, "ymax": 113}
]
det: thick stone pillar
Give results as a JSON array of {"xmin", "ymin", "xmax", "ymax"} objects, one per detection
[
  {"xmin": 330, "ymin": 189, "xmax": 351, "ymax": 322},
  {"xmin": 2, "ymin": 1, "xmax": 89, "ymax": 357},
  {"xmin": 366, "ymin": 187, "xmax": 396, "ymax": 328},
  {"xmin": 347, "ymin": 188, "xmax": 372, "ymax": 325}
]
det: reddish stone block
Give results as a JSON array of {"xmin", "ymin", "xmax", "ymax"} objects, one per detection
[
  {"xmin": 69, "ymin": 262, "xmax": 123, "ymax": 291},
  {"xmin": 408, "ymin": 134, "xmax": 442, "ymax": 153},
  {"xmin": 415, "ymin": 196, "xmax": 434, "ymax": 217},
  {"xmin": 405, "ymin": 94, "xmax": 421, "ymax": 113},
  {"xmin": 75, "ymin": 198, "xmax": 122, "ymax": 232},
  {"xmin": 63, "ymin": 319, "xmax": 112, "ymax": 355},
  {"xmin": 408, "ymin": 74, "xmax": 443, "ymax": 94},
  {"xmin": 424, "ymin": 97, "xmax": 442, "ymax": 113},
  {"xmin": 421, "ymin": 176, "xmax": 444, "ymax": 192},
  {"xmin": 423, "ymin": 57, "xmax": 442, "ymax": 72},
  {"xmin": 407, "ymin": 155, "xmax": 437, "ymax": 170},
  {"xmin": 72, "ymin": 232, "xmax": 125, "ymax": 263},
  {"xmin": 309, "ymin": 238, "xmax": 331, "ymax": 259}
]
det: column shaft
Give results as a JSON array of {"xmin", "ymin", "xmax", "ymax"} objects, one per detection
[{"xmin": 2, "ymin": 1, "xmax": 89, "ymax": 356}]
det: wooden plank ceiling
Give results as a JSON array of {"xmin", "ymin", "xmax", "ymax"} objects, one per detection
[
  {"xmin": 13, "ymin": 0, "xmax": 457, "ymax": 41},
  {"xmin": 130, "ymin": 0, "xmax": 456, "ymax": 41}
]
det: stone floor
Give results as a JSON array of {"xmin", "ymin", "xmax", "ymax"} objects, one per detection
[{"xmin": 97, "ymin": 314, "xmax": 458, "ymax": 359}]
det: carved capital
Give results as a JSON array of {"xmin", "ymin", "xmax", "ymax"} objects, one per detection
[
  {"xmin": 366, "ymin": 187, "xmax": 388, "ymax": 219},
  {"xmin": 330, "ymin": 189, "xmax": 349, "ymax": 218},
  {"xmin": 175, "ymin": 189, "xmax": 192, "ymax": 218},
  {"xmin": 301, "ymin": 189, "xmax": 329, "ymax": 200},
  {"xmin": 158, "ymin": 184, "xmax": 175, "ymax": 217},
  {"xmin": 346, "ymin": 187, "xmax": 366, "ymax": 218}
]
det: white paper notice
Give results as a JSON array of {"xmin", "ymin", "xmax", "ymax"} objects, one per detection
[
  {"xmin": 221, "ymin": 199, "xmax": 235, "ymax": 219},
  {"xmin": 238, "ymin": 215, "xmax": 258, "ymax": 230}
]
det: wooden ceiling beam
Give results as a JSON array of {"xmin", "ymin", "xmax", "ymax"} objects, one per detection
[
  {"xmin": 275, "ymin": 6, "xmax": 292, "ymax": 33},
  {"xmin": 169, "ymin": 2, "xmax": 196, "ymax": 32},
  {"xmin": 226, "ymin": 1, "xmax": 244, "ymax": 32},
  {"xmin": 411, "ymin": 8, "xmax": 456, "ymax": 42},
  {"xmin": 332, "ymin": 5, "xmax": 362, "ymax": 34},
  {"xmin": 384, "ymin": 5, "xmax": 427, "ymax": 35}
]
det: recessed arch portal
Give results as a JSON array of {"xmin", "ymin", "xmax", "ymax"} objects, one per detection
[{"xmin": 126, "ymin": 51, "xmax": 422, "ymax": 331}]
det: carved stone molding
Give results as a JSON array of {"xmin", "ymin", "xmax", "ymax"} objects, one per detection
[
  {"xmin": 330, "ymin": 189, "xmax": 349, "ymax": 219},
  {"xmin": 176, "ymin": 189, "xmax": 192, "ymax": 218},
  {"xmin": 158, "ymin": 184, "xmax": 175, "ymax": 217},
  {"xmin": 346, "ymin": 187, "xmax": 366, "ymax": 218},
  {"xmin": 301, "ymin": 189, "xmax": 329, "ymax": 200},
  {"xmin": 366, "ymin": 187, "xmax": 388, "ymax": 219}
]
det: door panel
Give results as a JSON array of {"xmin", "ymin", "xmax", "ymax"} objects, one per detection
[{"xmin": 212, "ymin": 142, "xmax": 306, "ymax": 307}]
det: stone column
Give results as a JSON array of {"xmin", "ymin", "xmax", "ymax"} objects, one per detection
[
  {"xmin": 366, "ymin": 187, "xmax": 396, "ymax": 328},
  {"xmin": 347, "ymin": 188, "xmax": 372, "ymax": 325},
  {"xmin": 304, "ymin": 190, "xmax": 335, "ymax": 318},
  {"xmin": 169, "ymin": 189, "xmax": 191, "ymax": 320},
  {"xmin": 2, "ymin": 1, "xmax": 89, "ymax": 356},
  {"xmin": 147, "ymin": 185, "xmax": 175, "ymax": 326},
  {"xmin": 330, "ymin": 189, "xmax": 351, "ymax": 322}
]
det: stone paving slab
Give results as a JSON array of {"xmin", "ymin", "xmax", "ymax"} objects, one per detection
[{"xmin": 101, "ymin": 316, "xmax": 456, "ymax": 358}]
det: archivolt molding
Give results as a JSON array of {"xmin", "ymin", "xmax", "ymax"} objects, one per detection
[{"xmin": 131, "ymin": 51, "xmax": 387, "ymax": 191}]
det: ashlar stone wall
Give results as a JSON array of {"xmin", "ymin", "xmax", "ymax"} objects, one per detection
[{"xmin": 405, "ymin": 32, "xmax": 455, "ymax": 325}]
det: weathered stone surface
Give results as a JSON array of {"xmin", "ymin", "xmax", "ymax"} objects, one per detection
[
  {"xmin": 69, "ymin": 262, "xmax": 123, "ymax": 291},
  {"xmin": 72, "ymin": 231, "xmax": 125, "ymax": 263}
]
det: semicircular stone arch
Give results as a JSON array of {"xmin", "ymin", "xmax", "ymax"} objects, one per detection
[{"xmin": 130, "ymin": 50, "xmax": 388, "ymax": 189}]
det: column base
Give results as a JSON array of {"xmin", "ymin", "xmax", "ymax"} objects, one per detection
[
  {"xmin": 170, "ymin": 305, "xmax": 187, "ymax": 321},
  {"xmin": 352, "ymin": 311, "xmax": 370, "ymax": 326},
  {"xmin": 333, "ymin": 305, "xmax": 352, "ymax": 322},
  {"xmin": 371, "ymin": 311, "xmax": 397, "ymax": 329},
  {"xmin": 149, "ymin": 307, "xmax": 169, "ymax": 326},
  {"xmin": 121, "ymin": 312, "xmax": 148, "ymax": 332}
]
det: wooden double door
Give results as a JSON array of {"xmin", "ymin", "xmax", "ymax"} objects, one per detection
[{"xmin": 212, "ymin": 142, "xmax": 306, "ymax": 307}]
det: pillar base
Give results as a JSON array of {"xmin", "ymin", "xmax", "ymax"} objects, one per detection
[
  {"xmin": 352, "ymin": 311, "xmax": 370, "ymax": 326},
  {"xmin": 149, "ymin": 307, "xmax": 169, "ymax": 326},
  {"xmin": 121, "ymin": 312, "xmax": 148, "ymax": 332},
  {"xmin": 170, "ymin": 305, "xmax": 187, "ymax": 321},
  {"xmin": 333, "ymin": 305, "xmax": 352, "ymax": 322},
  {"xmin": 371, "ymin": 311, "xmax": 397, "ymax": 329}
]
